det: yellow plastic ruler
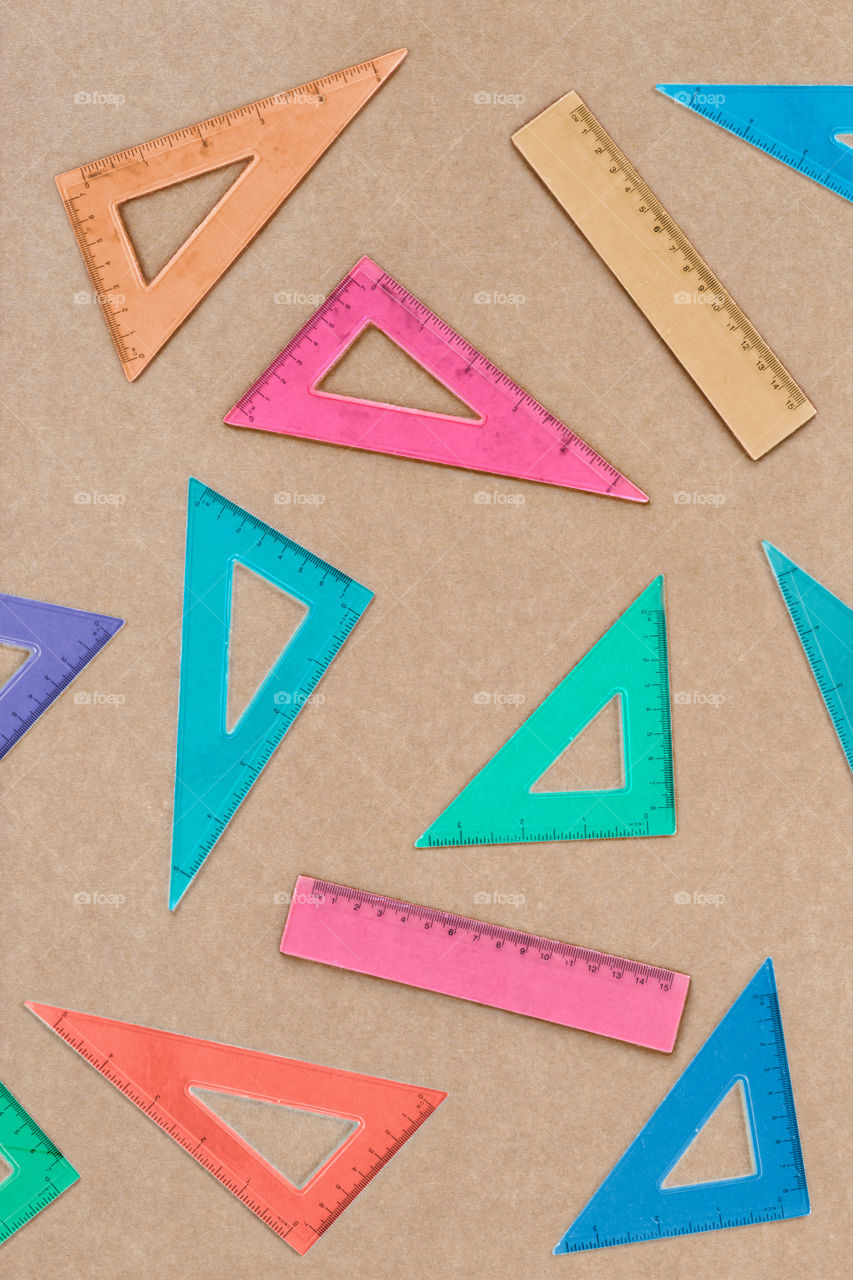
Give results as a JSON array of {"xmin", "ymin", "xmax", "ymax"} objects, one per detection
[{"xmin": 512, "ymin": 92, "xmax": 816, "ymax": 459}]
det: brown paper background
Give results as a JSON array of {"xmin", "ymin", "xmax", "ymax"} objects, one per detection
[{"xmin": 2, "ymin": 1, "xmax": 852, "ymax": 1276}]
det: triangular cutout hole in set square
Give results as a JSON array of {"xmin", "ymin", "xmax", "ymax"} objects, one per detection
[
  {"xmin": 318, "ymin": 323, "xmax": 480, "ymax": 418},
  {"xmin": 661, "ymin": 1079, "xmax": 756, "ymax": 1188},
  {"xmin": 530, "ymin": 694, "xmax": 625, "ymax": 794},
  {"xmin": 0, "ymin": 643, "xmax": 33, "ymax": 689},
  {"xmin": 0, "ymin": 1151, "xmax": 12, "ymax": 1184},
  {"xmin": 119, "ymin": 159, "xmax": 252, "ymax": 282},
  {"xmin": 189, "ymin": 1088, "xmax": 357, "ymax": 1189},
  {"xmin": 225, "ymin": 563, "xmax": 308, "ymax": 733}
]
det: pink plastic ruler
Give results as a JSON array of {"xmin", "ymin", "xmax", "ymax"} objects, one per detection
[
  {"xmin": 281, "ymin": 878, "xmax": 689, "ymax": 1052},
  {"xmin": 225, "ymin": 256, "xmax": 647, "ymax": 501}
]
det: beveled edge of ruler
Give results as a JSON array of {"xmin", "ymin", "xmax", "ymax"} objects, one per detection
[
  {"xmin": 54, "ymin": 49, "xmax": 408, "ymax": 189},
  {"xmin": 282, "ymin": 874, "xmax": 690, "ymax": 984},
  {"xmin": 510, "ymin": 89, "xmax": 817, "ymax": 460}
]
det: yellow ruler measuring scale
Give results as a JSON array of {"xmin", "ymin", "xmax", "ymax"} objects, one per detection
[{"xmin": 512, "ymin": 92, "xmax": 815, "ymax": 459}]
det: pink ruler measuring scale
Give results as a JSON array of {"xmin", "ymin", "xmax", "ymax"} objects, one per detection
[
  {"xmin": 281, "ymin": 878, "xmax": 689, "ymax": 1052},
  {"xmin": 225, "ymin": 256, "xmax": 647, "ymax": 500}
]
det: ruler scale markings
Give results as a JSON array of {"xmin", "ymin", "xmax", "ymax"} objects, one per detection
[
  {"xmin": 512, "ymin": 92, "xmax": 815, "ymax": 458},
  {"xmin": 281, "ymin": 876, "xmax": 689, "ymax": 1052}
]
